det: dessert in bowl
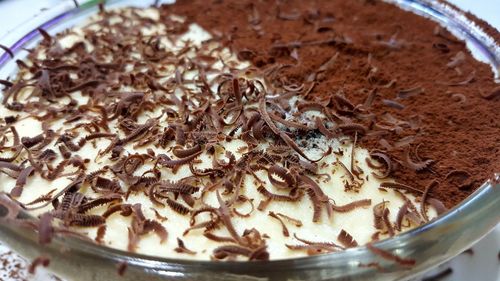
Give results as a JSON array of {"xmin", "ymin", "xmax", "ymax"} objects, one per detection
[{"xmin": 0, "ymin": 0, "xmax": 499, "ymax": 280}]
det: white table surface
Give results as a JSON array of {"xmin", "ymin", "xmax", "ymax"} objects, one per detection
[{"xmin": 0, "ymin": 1, "xmax": 499, "ymax": 280}]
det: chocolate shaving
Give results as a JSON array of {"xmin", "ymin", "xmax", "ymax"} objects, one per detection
[
  {"xmin": 292, "ymin": 233, "xmax": 344, "ymax": 251},
  {"xmin": 422, "ymin": 267, "xmax": 453, "ymax": 281},
  {"xmin": 212, "ymin": 245, "xmax": 252, "ymax": 260},
  {"xmin": 461, "ymin": 248, "xmax": 474, "ymax": 256},
  {"xmin": 37, "ymin": 28, "xmax": 52, "ymax": 43},
  {"xmin": 280, "ymin": 132, "xmax": 322, "ymax": 163},
  {"xmin": 306, "ymin": 188, "xmax": 323, "ymax": 222},
  {"xmin": 337, "ymin": 229, "xmax": 358, "ymax": 248},
  {"xmin": 11, "ymin": 166, "xmax": 35, "ymax": 197},
  {"xmin": 94, "ymin": 225, "xmax": 107, "ymax": 244},
  {"xmin": 427, "ymin": 198, "xmax": 447, "ymax": 215},
  {"xmin": 0, "ymin": 161, "xmax": 22, "ymax": 172},
  {"xmin": 172, "ymin": 144, "xmax": 202, "ymax": 158},
  {"xmin": 421, "ymin": 180, "xmax": 439, "ymax": 222},
  {"xmin": 98, "ymin": 2, "xmax": 105, "ymax": 13},
  {"xmin": 269, "ymin": 112, "xmax": 310, "ymax": 130},
  {"xmin": 315, "ymin": 117, "xmax": 336, "ymax": 138},
  {"xmin": 157, "ymin": 181, "xmax": 199, "ymax": 195},
  {"xmin": 395, "ymin": 202, "xmax": 409, "ymax": 231},
  {"xmin": 0, "ymin": 79, "xmax": 13, "ymax": 88},
  {"xmin": 28, "ymin": 256, "xmax": 50, "ymax": 274},
  {"xmin": 350, "ymin": 132, "xmax": 358, "ymax": 178},
  {"xmin": 150, "ymin": 208, "xmax": 168, "ymax": 222},
  {"xmin": 373, "ymin": 201, "xmax": 394, "ymax": 236},
  {"xmin": 203, "ymin": 232, "xmax": 236, "ymax": 243},
  {"xmin": 380, "ymin": 182, "xmax": 423, "ymax": 194},
  {"xmin": 480, "ymin": 86, "xmax": 500, "ymax": 100},
  {"xmin": 382, "ymin": 99, "xmax": 405, "ymax": 110},
  {"xmin": 369, "ymin": 152, "xmax": 392, "ymax": 179},
  {"xmin": 248, "ymin": 245, "xmax": 270, "ymax": 261},
  {"xmin": 258, "ymin": 98, "xmax": 281, "ymax": 136},
  {"xmin": 404, "ymin": 148, "xmax": 434, "ymax": 171},
  {"xmin": 38, "ymin": 213, "xmax": 54, "ymax": 245},
  {"xmin": 116, "ymin": 262, "xmax": 127, "ymax": 276},
  {"xmin": 394, "ymin": 136, "xmax": 415, "ymax": 149},
  {"xmin": 338, "ymin": 123, "xmax": 367, "ymax": 136},
  {"xmin": 336, "ymin": 160, "xmax": 355, "ymax": 184},
  {"xmin": 277, "ymin": 7, "xmax": 301, "ymax": 21},
  {"xmin": 397, "ymin": 86, "xmax": 424, "ymax": 99},
  {"xmin": 330, "ymin": 199, "xmax": 372, "ymax": 212},
  {"xmin": 433, "ymin": 26, "xmax": 462, "ymax": 43},
  {"xmin": 447, "ymin": 51, "xmax": 465, "ymax": 68},
  {"xmin": 358, "ymin": 262, "xmax": 385, "ymax": 272},
  {"xmin": 232, "ymin": 195, "xmax": 254, "ymax": 217},
  {"xmin": 0, "ymin": 193, "xmax": 22, "ymax": 220},
  {"xmin": 285, "ymin": 244, "xmax": 338, "ymax": 255},
  {"xmin": 158, "ymin": 151, "xmax": 202, "ymax": 169},
  {"xmin": 257, "ymin": 185, "xmax": 301, "ymax": 202},
  {"xmin": 268, "ymin": 211, "xmax": 290, "ymax": 237},
  {"xmin": 69, "ymin": 214, "xmax": 106, "ymax": 227},
  {"xmin": 268, "ymin": 164, "xmax": 296, "ymax": 188},
  {"xmin": 102, "ymin": 204, "xmax": 132, "ymax": 218},
  {"xmin": 166, "ymin": 198, "xmax": 191, "ymax": 215},
  {"xmin": 443, "ymin": 169, "xmax": 471, "ymax": 189},
  {"xmin": 274, "ymin": 212, "xmax": 302, "ymax": 227},
  {"xmin": 175, "ymin": 238, "xmax": 197, "ymax": 255},
  {"xmin": 366, "ymin": 244, "xmax": 415, "ymax": 266},
  {"xmin": 437, "ymin": 70, "xmax": 475, "ymax": 86},
  {"xmin": 216, "ymin": 191, "xmax": 245, "ymax": 245},
  {"xmin": 77, "ymin": 195, "xmax": 122, "ymax": 213},
  {"xmin": 450, "ymin": 93, "xmax": 466, "ymax": 103},
  {"xmin": 0, "ymin": 44, "xmax": 14, "ymax": 58},
  {"xmin": 25, "ymin": 189, "xmax": 57, "ymax": 206}
]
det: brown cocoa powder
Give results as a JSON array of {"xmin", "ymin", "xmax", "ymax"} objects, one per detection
[{"xmin": 164, "ymin": 0, "xmax": 500, "ymax": 208}]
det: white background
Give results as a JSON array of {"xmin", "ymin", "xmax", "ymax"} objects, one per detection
[{"xmin": 0, "ymin": 1, "xmax": 499, "ymax": 281}]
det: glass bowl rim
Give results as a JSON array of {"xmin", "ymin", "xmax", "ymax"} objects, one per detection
[{"xmin": 0, "ymin": 0, "xmax": 499, "ymax": 276}]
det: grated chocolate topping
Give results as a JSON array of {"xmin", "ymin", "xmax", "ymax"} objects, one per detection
[{"xmin": 2, "ymin": 0, "xmax": 497, "ymax": 261}]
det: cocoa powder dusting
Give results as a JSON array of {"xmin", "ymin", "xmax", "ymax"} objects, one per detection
[{"xmin": 165, "ymin": 0, "xmax": 500, "ymax": 207}]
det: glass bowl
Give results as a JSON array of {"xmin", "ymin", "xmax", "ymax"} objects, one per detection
[{"xmin": 0, "ymin": 0, "xmax": 499, "ymax": 280}]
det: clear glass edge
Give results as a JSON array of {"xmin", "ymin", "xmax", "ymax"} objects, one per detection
[
  {"xmin": 1, "ymin": 179, "xmax": 497, "ymax": 280},
  {"xmin": 0, "ymin": 0, "xmax": 499, "ymax": 280}
]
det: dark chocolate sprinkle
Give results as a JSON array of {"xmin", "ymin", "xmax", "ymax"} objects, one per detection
[{"xmin": 422, "ymin": 267, "xmax": 453, "ymax": 281}]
